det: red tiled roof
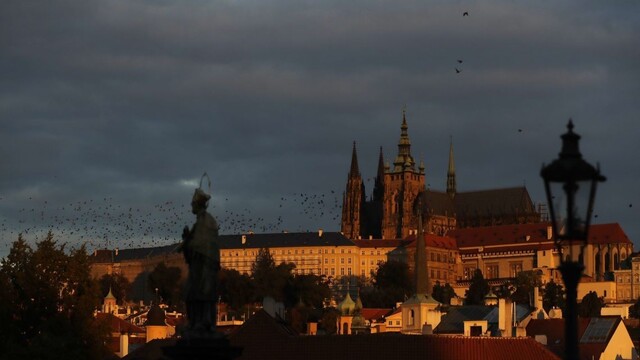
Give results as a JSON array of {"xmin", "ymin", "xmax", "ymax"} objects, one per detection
[
  {"xmin": 449, "ymin": 223, "xmax": 630, "ymax": 254},
  {"xmin": 96, "ymin": 313, "xmax": 145, "ymax": 334},
  {"xmin": 228, "ymin": 310, "xmax": 560, "ymax": 360},
  {"xmin": 360, "ymin": 308, "xmax": 392, "ymax": 321},
  {"xmin": 352, "ymin": 239, "xmax": 411, "ymax": 248},
  {"xmin": 588, "ymin": 223, "xmax": 632, "ymax": 245},
  {"xmin": 526, "ymin": 317, "xmax": 618, "ymax": 360},
  {"xmin": 404, "ymin": 234, "xmax": 458, "ymax": 250},
  {"xmin": 232, "ymin": 333, "xmax": 560, "ymax": 360}
]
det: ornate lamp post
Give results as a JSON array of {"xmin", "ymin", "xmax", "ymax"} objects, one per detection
[{"xmin": 540, "ymin": 120, "xmax": 605, "ymax": 360}]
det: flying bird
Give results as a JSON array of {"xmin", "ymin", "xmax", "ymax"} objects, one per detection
[
  {"xmin": 463, "ymin": 11, "xmax": 469, "ymax": 16},
  {"xmin": 457, "ymin": 59, "xmax": 463, "ymax": 64},
  {"xmin": 455, "ymin": 68, "xmax": 461, "ymax": 74}
]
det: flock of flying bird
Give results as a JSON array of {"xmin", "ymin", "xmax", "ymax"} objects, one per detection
[{"xmin": 0, "ymin": 190, "xmax": 345, "ymax": 252}]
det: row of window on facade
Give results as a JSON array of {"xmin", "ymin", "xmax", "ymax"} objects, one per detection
[
  {"xmin": 430, "ymin": 252, "xmax": 453, "ymax": 263},
  {"xmin": 222, "ymin": 248, "xmax": 385, "ymax": 257},
  {"xmin": 462, "ymin": 262, "xmax": 523, "ymax": 280}
]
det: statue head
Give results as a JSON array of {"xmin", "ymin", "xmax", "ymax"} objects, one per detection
[{"xmin": 191, "ymin": 188, "xmax": 211, "ymax": 214}]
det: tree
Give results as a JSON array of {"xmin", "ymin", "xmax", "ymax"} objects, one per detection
[
  {"xmin": 509, "ymin": 270, "xmax": 542, "ymax": 305},
  {"xmin": 319, "ymin": 308, "xmax": 340, "ymax": 335},
  {"xmin": 630, "ymin": 297, "xmax": 640, "ymax": 319},
  {"xmin": 542, "ymin": 280, "xmax": 565, "ymax": 312},
  {"xmin": 148, "ymin": 262, "xmax": 182, "ymax": 307},
  {"xmin": 579, "ymin": 291, "xmax": 603, "ymax": 318},
  {"xmin": 0, "ymin": 232, "xmax": 108, "ymax": 359},
  {"xmin": 432, "ymin": 281, "xmax": 456, "ymax": 305},
  {"xmin": 465, "ymin": 269, "xmax": 490, "ymax": 305},
  {"xmin": 251, "ymin": 248, "xmax": 294, "ymax": 302},
  {"xmin": 218, "ymin": 268, "xmax": 253, "ymax": 313},
  {"xmin": 284, "ymin": 274, "xmax": 331, "ymax": 310},
  {"xmin": 366, "ymin": 260, "xmax": 414, "ymax": 308},
  {"xmin": 99, "ymin": 273, "xmax": 131, "ymax": 304}
]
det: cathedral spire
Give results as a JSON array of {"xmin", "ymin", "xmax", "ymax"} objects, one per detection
[
  {"xmin": 349, "ymin": 141, "xmax": 360, "ymax": 178},
  {"xmin": 373, "ymin": 147, "xmax": 385, "ymax": 202},
  {"xmin": 394, "ymin": 106, "xmax": 415, "ymax": 172},
  {"xmin": 447, "ymin": 136, "xmax": 456, "ymax": 198}
]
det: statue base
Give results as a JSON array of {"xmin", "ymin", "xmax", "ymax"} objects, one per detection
[{"xmin": 163, "ymin": 335, "xmax": 242, "ymax": 360}]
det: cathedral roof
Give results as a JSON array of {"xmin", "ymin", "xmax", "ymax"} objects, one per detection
[{"xmin": 454, "ymin": 186, "xmax": 536, "ymax": 218}]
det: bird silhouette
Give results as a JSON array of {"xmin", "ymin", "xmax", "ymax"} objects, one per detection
[
  {"xmin": 455, "ymin": 68, "xmax": 461, "ymax": 74},
  {"xmin": 457, "ymin": 60, "xmax": 463, "ymax": 64},
  {"xmin": 463, "ymin": 11, "xmax": 469, "ymax": 16}
]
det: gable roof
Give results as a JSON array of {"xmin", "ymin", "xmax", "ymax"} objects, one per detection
[
  {"xmin": 449, "ymin": 222, "xmax": 630, "ymax": 256},
  {"xmin": 96, "ymin": 313, "xmax": 145, "ymax": 334},
  {"xmin": 404, "ymin": 233, "xmax": 458, "ymax": 250},
  {"xmin": 91, "ymin": 232, "xmax": 356, "ymax": 263},
  {"xmin": 218, "ymin": 232, "xmax": 355, "ymax": 249},
  {"xmin": 360, "ymin": 308, "xmax": 393, "ymax": 322}
]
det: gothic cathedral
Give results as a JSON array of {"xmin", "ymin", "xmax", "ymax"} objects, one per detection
[{"xmin": 341, "ymin": 110, "xmax": 541, "ymax": 240}]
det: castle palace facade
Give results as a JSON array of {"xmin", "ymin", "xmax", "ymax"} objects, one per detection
[{"xmin": 340, "ymin": 110, "xmax": 542, "ymax": 240}]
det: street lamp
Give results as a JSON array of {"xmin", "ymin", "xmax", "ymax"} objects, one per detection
[{"xmin": 540, "ymin": 119, "xmax": 606, "ymax": 360}]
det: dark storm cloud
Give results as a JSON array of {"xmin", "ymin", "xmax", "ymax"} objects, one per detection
[{"xmin": 1, "ymin": 0, "xmax": 639, "ymax": 255}]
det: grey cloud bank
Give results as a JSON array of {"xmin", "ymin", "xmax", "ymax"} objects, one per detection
[{"xmin": 1, "ymin": 0, "xmax": 639, "ymax": 256}]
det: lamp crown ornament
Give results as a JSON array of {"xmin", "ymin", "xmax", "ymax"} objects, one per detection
[{"xmin": 541, "ymin": 120, "xmax": 606, "ymax": 244}]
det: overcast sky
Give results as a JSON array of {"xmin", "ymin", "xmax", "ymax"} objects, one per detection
[{"xmin": 1, "ymin": 0, "xmax": 639, "ymax": 257}]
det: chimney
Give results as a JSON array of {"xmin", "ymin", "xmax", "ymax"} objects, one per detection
[
  {"xmin": 547, "ymin": 226, "xmax": 553, "ymax": 240},
  {"xmin": 119, "ymin": 333, "xmax": 129, "ymax": 357},
  {"xmin": 534, "ymin": 287, "xmax": 543, "ymax": 310},
  {"xmin": 115, "ymin": 248, "xmax": 119, "ymax": 256},
  {"xmin": 369, "ymin": 235, "xmax": 373, "ymax": 240},
  {"xmin": 498, "ymin": 298, "xmax": 514, "ymax": 337},
  {"xmin": 241, "ymin": 235, "xmax": 247, "ymax": 244},
  {"xmin": 318, "ymin": 229, "xmax": 323, "ymax": 237}
]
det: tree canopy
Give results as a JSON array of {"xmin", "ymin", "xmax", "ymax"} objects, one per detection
[
  {"xmin": 579, "ymin": 291, "xmax": 603, "ymax": 318},
  {"xmin": 99, "ymin": 272, "xmax": 131, "ymax": 304},
  {"xmin": 465, "ymin": 269, "xmax": 490, "ymax": 305},
  {"xmin": 432, "ymin": 281, "xmax": 456, "ymax": 305},
  {"xmin": 360, "ymin": 260, "xmax": 414, "ymax": 308},
  {"xmin": 147, "ymin": 262, "xmax": 182, "ymax": 307},
  {"xmin": 0, "ymin": 232, "xmax": 108, "ymax": 360},
  {"xmin": 509, "ymin": 270, "xmax": 542, "ymax": 305},
  {"xmin": 542, "ymin": 280, "xmax": 565, "ymax": 312}
]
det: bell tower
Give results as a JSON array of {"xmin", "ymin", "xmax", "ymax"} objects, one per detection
[{"xmin": 382, "ymin": 108, "xmax": 426, "ymax": 239}]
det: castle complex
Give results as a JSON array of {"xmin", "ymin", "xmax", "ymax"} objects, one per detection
[
  {"xmin": 341, "ymin": 109, "xmax": 541, "ymax": 240},
  {"xmin": 90, "ymin": 111, "xmax": 634, "ymax": 303}
]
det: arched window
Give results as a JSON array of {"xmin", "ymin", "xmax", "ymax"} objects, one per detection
[
  {"xmin": 409, "ymin": 309, "xmax": 415, "ymax": 326},
  {"xmin": 342, "ymin": 322, "xmax": 349, "ymax": 335}
]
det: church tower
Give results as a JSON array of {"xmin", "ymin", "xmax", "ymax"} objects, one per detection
[
  {"xmin": 446, "ymin": 137, "xmax": 457, "ymax": 198},
  {"xmin": 341, "ymin": 142, "xmax": 365, "ymax": 239},
  {"xmin": 382, "ymin": 109, "xmax": 426, "ymax": 239}
]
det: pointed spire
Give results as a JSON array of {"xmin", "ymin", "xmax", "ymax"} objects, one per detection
[
  {"xmin": 373, "ymin": 147, "xmax": 385, "ymax": 202},
  {"xmin": 105, "ymin": 286, "xmax": 116, "ymax": 300},
  {"xmin": 349, "ymin": 141, "xmax": 360, "ymax": 178},
  {"xmin": 447, "ymin": 136, "xmax": 457, "ymax": 198},
  {"xmin": 377, "ymin": 146, "xmax": 384, "ymax": 178},
  {"xmin": 394, "ymin": 106, "xmax": 414, "ymax": 172}
]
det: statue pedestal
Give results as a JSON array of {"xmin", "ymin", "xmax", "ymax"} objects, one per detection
[{"xmin": 163, "ymin": 336, "xmax": 242, "ymax": 360}]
